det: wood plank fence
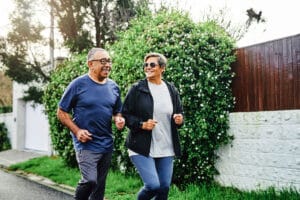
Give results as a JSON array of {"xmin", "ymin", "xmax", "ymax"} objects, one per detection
[{"xmin": 231, "ymin": 34, "xmax": 300, "ymax": 112}]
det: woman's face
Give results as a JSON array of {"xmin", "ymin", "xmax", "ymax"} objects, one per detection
[{"xmin": 144, "ymin": 57, "xmax": 164, "ymax": 80}]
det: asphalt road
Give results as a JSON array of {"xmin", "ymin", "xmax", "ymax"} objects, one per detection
[{"xmin": 0, "ymin": 169, "xmax": 73, "ymax": 200}]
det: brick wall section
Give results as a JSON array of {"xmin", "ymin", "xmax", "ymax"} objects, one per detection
[{"xmin": 215, "ymin": 110, "xmax": 300, "ymax": 191}]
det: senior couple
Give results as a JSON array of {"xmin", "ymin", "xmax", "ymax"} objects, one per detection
[{"xmin": 57, "ymin": 47, "xmax": 184, "ymax": 200}]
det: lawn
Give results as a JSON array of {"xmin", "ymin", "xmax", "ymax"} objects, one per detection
[{"xmin": 9, "ymin": 156, "xmax": 300, "ymax": 200}]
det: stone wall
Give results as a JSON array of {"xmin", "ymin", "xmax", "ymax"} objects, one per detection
[{"xmin": 215, "ymin": 110, "xmax": 300, "ymax": 191}]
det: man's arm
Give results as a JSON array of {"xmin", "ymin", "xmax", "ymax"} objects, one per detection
[{"xmin": 57, "ymin": 108, "xmax": 92, "ymax": 142}]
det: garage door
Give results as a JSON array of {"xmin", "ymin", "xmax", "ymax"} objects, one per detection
[{"xmin": 25, "ymin": 102, "xmax": 50, "ymax": 152}]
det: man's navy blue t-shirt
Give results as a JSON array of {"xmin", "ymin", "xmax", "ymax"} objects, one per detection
[{"xmin": 59, "ymin": 74, "xmax": 122, "ymax": 153}]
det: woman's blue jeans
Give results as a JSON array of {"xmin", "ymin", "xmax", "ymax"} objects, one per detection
[{"xmin": 130, "ymin": 155, "xmax": 174, "ymax": 200}]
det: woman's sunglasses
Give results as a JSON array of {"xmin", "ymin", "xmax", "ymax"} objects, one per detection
[{"xmin": 143, "ymin": 62, "xmax": 159, "ymax": 68}]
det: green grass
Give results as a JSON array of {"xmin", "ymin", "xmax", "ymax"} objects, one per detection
[
  {"xmin": 9, "ymin": 156, "xmax": 300, "ymax": 200},
  {"xmin": 9, "ymin": 156, "xmax": 80, "ymax": 187}
]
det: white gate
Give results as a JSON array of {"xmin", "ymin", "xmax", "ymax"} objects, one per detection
[{"xmin": 24, "ymin": 102, "xmax": 50, "ymax": 152}]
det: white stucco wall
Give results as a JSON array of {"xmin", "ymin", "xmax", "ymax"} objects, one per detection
[
  {"xmin": 11, "ymin": 81, "xmax": 27, "ymax": 150},
  {"xmin": 215, "ymin": 110, "xmax": 300, "ymax": 191},
  {"xmin": 11, "ymin": 81, "xmax": 51, "ymax": 154}
]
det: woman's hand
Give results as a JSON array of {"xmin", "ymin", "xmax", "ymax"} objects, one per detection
[{"xmin": 141, "ymin": 119, "xmax": 158, "ymax": 130}]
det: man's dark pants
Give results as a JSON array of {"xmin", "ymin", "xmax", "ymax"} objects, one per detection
[{"xmin": 75, "ymin": 150, "xmax": 112, "ymax": 200}]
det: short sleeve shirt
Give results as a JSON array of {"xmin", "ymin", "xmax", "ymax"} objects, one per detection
[{"xmin": 59, "ymin": 74, "xmax": 122, "ymax": 153}]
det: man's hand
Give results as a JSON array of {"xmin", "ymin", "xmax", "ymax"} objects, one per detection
[{"xmin": 75, "ymin": 129, "xmax": 92, "ymax": 143}]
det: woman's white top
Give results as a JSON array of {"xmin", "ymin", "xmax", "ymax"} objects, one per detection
[{"xmin": 128, "ymin": 80, "xmax": 174, "ymax": 157}]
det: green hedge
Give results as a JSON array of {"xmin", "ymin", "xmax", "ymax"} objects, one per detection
[
  {"xmin": 108, "ymin": 10, "xmax": 236, "ymax": 186},
  {"xmin": 0, "ymin": 106, "xmax": 12, "ymax": 114},
  {"xmin": 0, "ymin": 122, "xmax": 11, "ymax": 151},
  {"xmin": 43, "ymin": 10, "xmax": 236, "ymax": 186}
]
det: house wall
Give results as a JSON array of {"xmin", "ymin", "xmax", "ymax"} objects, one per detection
[
  {"xmin": 8, "ymin": 58, "xmax": 65, "ymax": 154},
  {"xmin": 215, "ymin": 110, "xmax": 300, "ymax": 191},
  {"xmin": 11, "ymin": 81, "xmax": 51, "ymax": 154},
  {"xmin": 11, "ymin": 81, "xmax": 27, "ymax": 150}
]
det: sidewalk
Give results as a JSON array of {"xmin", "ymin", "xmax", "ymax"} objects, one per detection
[
  {"xmin": 0, "ymin": 149, "xmax": 74, "ymax": 196},
  {"xmin": 0, "ymin": 149, "xmax": 43, "ymax": 168}
]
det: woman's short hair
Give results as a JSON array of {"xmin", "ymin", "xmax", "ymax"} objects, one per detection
[{"xmin": 144, "ymin": 53, "xmax": 167, "ymax": 67}]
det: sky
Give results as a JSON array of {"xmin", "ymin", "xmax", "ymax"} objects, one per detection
[
  {"xmin": 0, "ymin": 1, "xmax": 14, "ymax": 37},
  {"xmin": 0, "ymin": 0, "xmax": 300, "ymax": 48},
  {"xmin": 154, "ymin": 0, "xmax": 300, "ymax": 47}
]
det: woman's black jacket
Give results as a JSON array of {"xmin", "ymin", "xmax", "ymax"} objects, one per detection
[{"xmin": 122, "ymin": 79, "xmax": 184, "ymax": 157}]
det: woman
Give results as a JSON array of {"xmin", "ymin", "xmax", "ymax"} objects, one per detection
[{"xmin": 122, "ymin": 52, "xmax": 184, "ymax": 200}]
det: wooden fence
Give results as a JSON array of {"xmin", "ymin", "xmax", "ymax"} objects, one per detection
[{"xmin": 231, "ymin": 34, "xmax": 300, "ymax": 112}]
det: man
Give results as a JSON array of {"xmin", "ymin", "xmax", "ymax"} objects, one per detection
[{"xmin": 57, "ymin": 47, "xmax": 125, "ymax": 200}]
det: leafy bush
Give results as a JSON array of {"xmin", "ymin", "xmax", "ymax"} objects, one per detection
[
  {"xmin": 0, "ymin": 122, "xmax": 11, "ymax": 151},
  {"xmin": 43, "ymin": 53, "xmax": 88, "ymax": 167},
  {"xmin": 0, "ymin": 106, "xmax": 12, "ymax": 114},
  {"xmin": 43, "ymin": 10, "xmax": 236, "ymax": 186},
  {"xmin": 108, "ymin": 10, "xmax": 236, "ymax": 186}
]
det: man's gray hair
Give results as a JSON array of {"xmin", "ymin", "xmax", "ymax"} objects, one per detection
[{"xmin": 87, "ymin": 48, "xmax": 106, "ymax": 61}]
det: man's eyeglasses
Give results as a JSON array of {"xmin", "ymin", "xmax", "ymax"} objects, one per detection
[
  {"xmin": 143, "ymin": 62, "xmax": 159, "ymax": 68},
  {"xmin": 91, "ymin": 58, "xmax": 112, "ymax": 65}
]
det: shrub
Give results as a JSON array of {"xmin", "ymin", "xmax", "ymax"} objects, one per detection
[
  {"xmin": 0, "ymin": 106, "xmax": 12, "ymax": 114},
  {"xmin": 108, "ymin": 10, "xmax": 236, "ymax": 186},
  {"xmin": 0, "ymin": 122, "xmax": 11, "ymax": 151}
]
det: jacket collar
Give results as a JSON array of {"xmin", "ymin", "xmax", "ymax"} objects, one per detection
[
  {"xmin": 137, "ymin": 78, "xmax": 171, "ymax": 93},
  {"xmin": 137, "ymin": 79, "xmax": 150, "ymax": 93}
]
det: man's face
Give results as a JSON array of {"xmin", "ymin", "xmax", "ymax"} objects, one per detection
[{"xmin": 88, "ymin": 51, "xmax": 112, "ymax": 80}]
